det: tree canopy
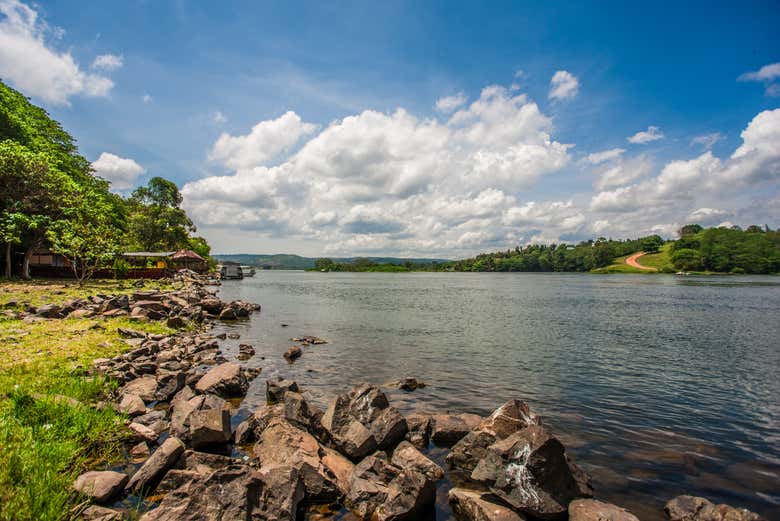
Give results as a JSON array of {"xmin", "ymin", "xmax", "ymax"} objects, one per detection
[{"xmin": 0, "ymin": 80, "xmax": 210, "ymax": 280}]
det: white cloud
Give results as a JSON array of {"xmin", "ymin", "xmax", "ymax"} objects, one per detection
[
  {"xmin": 435, "ymin": 92, "xmax": 467, "ymax": 113},
  {"xmin": 738, "ymin": 62, "xmax": 780, "ymax": 82},
  {"xmin": 0, "ymin": 0, "xmax": 116, "ymax": 104},
  {"xmin": 92, "ymin": 152, "xmax": 145, "ymax": 191},
  {"xmin": 208, "ymin": 111, "xmax": 317, "ymax": 170},
  {"xmin": 91, "ymin": 53, "xmax": 123, "ymax": 71},
  {"xmin": 142, "ymin": 94, "xmax": 152, "ymax": 104},
  {"xmin": 586, "ymin": 148, "xmax": 625, "ymax": 164},
  {"xmin": 213, "ymin": 111, "xmax": 227, "ymax": 124},
  {"xmin": 183, "ymin": 84, "xmax": 577, "ymax": 256},
  {"xmin": 738, "ymin": 62, "xmax": 780, "ymax": 97},
  {"xmin": 594, "ymin": 154, "xmax": 653, "ymax": 190},
  {"xmin": 686, "ymin": 207, "xmax": 732, "ymax": 226},
  {"xmin": 627, "ymin": 126, "xmax": 664, "ymax": 144},
  {"xmin": 690, "ymin": 132, "xmax": 723, "ymax": 149},
  {"xmin": 548, "ymin": 70, "xmax": 579, "ymax": 101}
]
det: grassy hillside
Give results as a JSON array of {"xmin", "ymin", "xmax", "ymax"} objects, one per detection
[{"xmin": 591, "ymin": 244, "xmax": 673, "ymax": 274}]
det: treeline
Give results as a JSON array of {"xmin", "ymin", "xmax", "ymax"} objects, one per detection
[
  {"xmin": 0, "ymin": 80, "xmax": 208, "ymax": 282},
  {"xmin": 671, "ymin": 224, "xmax": 779, "ymax": 274},
  {"xmin": 313, "ymin": 258, "xmax": 444, "ymax": 272},
  {"xmin": 451, "ymin": 235, "xmax": 664, "ymax": 272}
]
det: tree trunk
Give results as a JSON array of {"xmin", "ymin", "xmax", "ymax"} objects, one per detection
[
  {"xmin": 4, "ymin": 242, "xmax": 10, "ymax": 279},
  {"xmin": 22, "ymin": 245, "xmax": 34, "ymax": 280}
]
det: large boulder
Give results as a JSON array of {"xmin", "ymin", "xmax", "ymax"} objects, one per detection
[
  {"xmin": 431, "ymin": 413, "xmax": 482, "ymax": 447},
  {"xmin": 448, "ymin": 400, "xmax": 541, "ymax": 473},
  {"xmin": 120, "ymin": 376, "xmax": 157, "ymax": 403},
  {"xmin": 664, "ymin": 495, "xmax": 766, "ymax": 521},
  {"xmin": 391, "ymin": 441, "xmax": 444, "ymax": 482},
  {"xmin": 170, "ymin": 394, "xmax": 227, "ymax": 443},
  {"xmin": 194, "ymin": 362, "xmax": 248, "ymax": 397},
  {"xmin": 470, "ymin": 425, "xmax": 592, "ymax": 519},
  {"xmin": 345, "ymin": 452, "xmax": 436, "ymax": 521},
  {"xmin": 320, "ymin": 384, "xmax": 408, "ymax": 460},
  {"xmin": 233, "ymin": 404, "xmax": 284, "ymax": 444},
  {"xmin": 266, "ymin": 377, "xmax": 299, "ymax": 403},
  {"xmin": 139, "ymin": 465, "xmax": 281, "ymax": 521},
  {"xmin": 448, "ymin": 488, "xmax": 526, "ymax": 521},
  {"xmin": 73, "ymin": 470, "xmax": 128, "ymax": 504},
  {"xmin": 569, "ymin": 499, "xmax": 640, "ymax": 521},
  {"xmin": 254, "ymin": 418, "xmax": 353, "ymax": 500},
  {"xmin": 116, "ymin": 393, "xmax": 146, "ymax": 417},
  {"xmin": 125, "ymin": 437, "xmax": 185, "ymax": 494},
  {"xmin": 189, "ymin": 407, "xmax": 231, "ymax": 449}
]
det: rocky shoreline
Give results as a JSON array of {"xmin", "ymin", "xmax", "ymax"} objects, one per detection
[{"xmin": 11, "ymin": 277, "xmax": 766, "ymax": 521}]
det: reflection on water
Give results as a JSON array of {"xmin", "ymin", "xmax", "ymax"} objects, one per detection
[{"xmin": 216, "ymin": 272, "xmax": 780, "ymax": 520}]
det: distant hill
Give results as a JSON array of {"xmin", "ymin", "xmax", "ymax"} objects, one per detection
[{"xmin": 212, "ymin": 253, "xmax": 450, "ymax": 270}]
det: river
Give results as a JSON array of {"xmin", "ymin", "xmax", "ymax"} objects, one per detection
[{"xmin": 215, "ymin": 271, "xmax": 780, "ymax": 520}]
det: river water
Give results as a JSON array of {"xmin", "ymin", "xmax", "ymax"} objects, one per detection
[{"xmin": 215, "ymin": 271, "xmax": 780, "ymax": 520}]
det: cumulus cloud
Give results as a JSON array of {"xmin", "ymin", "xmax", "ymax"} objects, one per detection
[
  {"xmin": 691, "ymin": 132, "xmax": 723, "ymax": 149},
  {"xmin": 184, "ymin": 84, "xmax": 577, "ymax": 256},
  {"xmin": 91, "ymin": 53, "xmax": 123, "ymax": 71},
  {"xmin": 435, "ymin": 92, "xmax": 467, "ymax": 113},
  {"xmin": 627, "ymin": 126, "xmax": 664, "ymax": 144},
  {"xmin": 586, "ymin": 148, "xmax": 625, "ymax": 164},
  {"xmin": 92, "ymin": 152, "xmax": 145, "ymax": 191},
  {"xmin": 548, "ymin": 70, "xmax": 579, "ymax": 101},
  {"xmin": 589, "ymin": 109, "xmax": 780, "ymax": 235},
  {"xmin": 593, "ymin": 154, "xmax": 653, "ymax": 190},
  {"xmin": 208, "ymin": 111, "xmax": 317, "ymax": 170},
  {"xmin": 686, "ymin": 207, "xmax": 732, "ymax": 226},
  {"xmin": 0, "ymin": 0, "xmax": 116, "ymax": 104}
]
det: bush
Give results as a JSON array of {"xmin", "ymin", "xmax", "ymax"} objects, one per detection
[
  {"xmin": 730, "ymin": 267, "xmax": 746, "ymax": 274},
  {"xmin": 672, "ymin": 248, "xmax": 704, "ymax": 271},
  {"xmin": 112, "ymin": 257, "xmax": 129, "ymax": 279}
]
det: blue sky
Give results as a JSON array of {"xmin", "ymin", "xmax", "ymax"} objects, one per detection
[{"xmin": 1, "ymin": 0, "xmax": 778, "ymax": 255}]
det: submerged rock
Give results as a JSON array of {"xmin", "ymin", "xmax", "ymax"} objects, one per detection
[
  {"xmin": 569, "ymin": 499, "xmax": 639, "ymax": 521},
  {"xmin": 449, "ymin": 488, "xmax": 526, "ymax": 521},
  {"xmin": 470, "ymin": 425, "xmax": 592, "ymax": 519},
  {"xmin": 283, "ymin": 345, "xmax": 302, "ymax": 361},
  {"xmin": 320, "ymin": 384, "xmax": 408, "ymax": 460},
  {"xmin": 81, "ymin": 505, "xmax": 124, "ymax": 521},
  {"xmin": 430, "ymin": 412, "xmax": 482, "ymax": 447},
  {"xmin": 664, "ymin": 495, "xmax": 766, "ymax": 521}
]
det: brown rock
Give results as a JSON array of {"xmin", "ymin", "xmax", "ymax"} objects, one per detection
[
  {"xmin": 116, "ymin": 394, "xmax": 146, "ymax": 417},
  {"xmin": 73, "ymin": 470, "xmax": 128, "ymax": 503},
  {"xmin": 431, "ymin": 412, "xmax": 482, "ymax": 447},
  {"xmin": 128, "ymin": 422, "xmax": 158, "ymax": 443},
  {"xmin": 449, "ymin": 488, "xmax": 526, "ymax": 521},
  {"xmin": 120, "ymin": 376, "xmax": 157, "ymax": 403},
  {"xmin": 664, "ymin": 495, "xmax": 766, "ymax": 521},
  {"xmin": 139, "ymin": 465, "xmax": 263, "ymax": 521},
  {"xmin": 471, "ymin": 425, "xmax": 592, "ymax": 519},
  {"xmin": 320, "ymin": 384, "xmax": 408, "ymax": 460},
  {"xmin": 126, "ymin": 437, "xmax": 185, "ymax": 494},
  {"xmin": 391, "ymin": 441, "xmax": 444, "ymax": 482},
  {"xmin": 254, "ymin": 418, "xmax": 353, "ymax": 500},
  {"xmin": 194, "ymin": 362, "xmax": 248, "ymax": 397},
  {"xmin": 266, "ymin": 377, "xmax": 299, "ymax": 403},
  {"xmin": 130, "ymin": 441, "xmax": 150, "ymax": 460},
  {"xmin": 569, "ymin": 499, "xmax": 640, "ymax": 521},
  {"xmin": 189, "ymin": 407, "xmax": 231, "ymax": 448},
  {"xmin": 81, "ymin": 505, "xmax": 124, "ymax": 521},
  {"xmin": 283, "ymin": 345, "xmax": 302, "ymax": 361},
  {"xmin": 405, "ymin": 412, "xmax": 432, "ymax": 449}
]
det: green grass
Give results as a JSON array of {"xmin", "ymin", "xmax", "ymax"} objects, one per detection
[
  {"xmin": 591, "ymin": 244, "xmax": 675, "ymax": 274},
  {"xmin": 0, "ymin": 281, "xmax": 174, "ymax": 521},
  {"xmin": 0, "ymin": 279, "xmax": 173, "ymax": 309}
]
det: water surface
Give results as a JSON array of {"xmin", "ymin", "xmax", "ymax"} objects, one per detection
[{"xmin": 216, "ymin": 271, "xmax": 780, "ymax": 520}]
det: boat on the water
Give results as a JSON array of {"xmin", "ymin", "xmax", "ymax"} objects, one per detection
[
  {"xmin": 240, "ymin": 265, "xmax": 256, "ymax": 277},
  {"xmin": 218, "ymin": 263, "xmax": 244, "ymax": 279}
]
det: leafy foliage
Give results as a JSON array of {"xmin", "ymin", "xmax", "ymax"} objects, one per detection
[{"xmin": 670, "ymin": 225, "xmax": 780, "ymax": 273}]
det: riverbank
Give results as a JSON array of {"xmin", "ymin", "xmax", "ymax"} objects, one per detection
[{"xmin": 1, "ymin": 276, "xmax": 772, "ymax": 520}]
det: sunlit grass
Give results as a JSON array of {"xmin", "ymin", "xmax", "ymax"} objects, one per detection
[
  {"xmin": 0, "ymin": 282, "xmax": 175, "ymax": 521},
  {"xmin": 0, "ymin": 278, "xmax": 173, "ymax": 309}
]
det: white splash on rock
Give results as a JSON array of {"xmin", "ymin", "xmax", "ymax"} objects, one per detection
[{"xmin": 504, "ymin": 443, "xmax": 540, "ymax": 506}]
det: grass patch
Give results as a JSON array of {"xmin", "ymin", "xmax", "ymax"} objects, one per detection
[
  {"xmin": 637, "ymin": 243, "xmax": 674, "ymax": 271},
  {"xmin": 0, "ymin": 281, "xmax": 174, "ymax": 521},
  {"xmin": 0, "ymin": 279, "xmax": 173, "ymax": 309}
]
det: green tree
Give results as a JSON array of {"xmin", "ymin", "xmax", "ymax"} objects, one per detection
[
  {"xmin": 672, "ymin": 248, "xmax": 704, "ymax": 271},
  {"xmin": 678, "ymin": 224, "xmax": 703, "ymax": 237},
  {"xmin": 315, "ymin": 258, "xmax": 335, "ymax": 271},
  {"xmin": 641, "ymin": 235, "xmax": 664, "ymax": 253},
  {"xmin": 126, "ymin": 177, "xmax": 196, "ymax": 251}
]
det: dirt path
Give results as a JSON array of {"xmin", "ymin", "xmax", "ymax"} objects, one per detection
[{"xmin": 625, "ymin": 252, "xmax": 658, "ymax": 271}]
